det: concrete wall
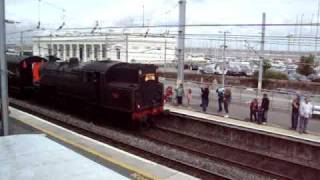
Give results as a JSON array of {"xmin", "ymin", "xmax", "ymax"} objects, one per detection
[{"xmin": 158, "ymin": 114, "xmax": 320, "ymax": 172}]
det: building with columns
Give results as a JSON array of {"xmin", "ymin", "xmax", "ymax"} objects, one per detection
[{"xmin": 32, "ymin": 34, "xmax": 177, "ymax": 64}]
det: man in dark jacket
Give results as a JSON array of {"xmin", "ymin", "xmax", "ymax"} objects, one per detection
[
  {"xmin": 201, "ymin": 86, "xmax": 209, "ymax": 112},
  {"xmin": 216, "ymin": 87, "xmax": 224, "ymax": 112},
  {"xmin": 261, "ymin": 93, "xmax": 270, "ymax": 124},
  {"xmin": 223, "ymin": 88, "xmax": 232, "ymax": 118},
  {"xmin": 291, "ymin": 95, "xmax": 300, "ymax": 130}
]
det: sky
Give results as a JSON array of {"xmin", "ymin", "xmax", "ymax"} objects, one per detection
[
  {"xmin": 5, "ymin": 0, "xmax": 320, "ymax": 51},
  {"xmin": 6, "ymin": 0, "xmax": 319, "ymax": 29}
]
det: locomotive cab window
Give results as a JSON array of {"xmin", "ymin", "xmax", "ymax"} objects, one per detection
[
  {"xmin": 107, "ymin": 68, "xmax": 139, "ymax": 83},
  {"xmin": 83, "ymin": 72, "xmax": 93, "ymax": 82},
  {"xmin": 83, "ymin": 72, "xmax": 99, "ymax": 83},
  {"xmin": 144, "ymin": 73, "xmax": 156, "ymax": 82}
]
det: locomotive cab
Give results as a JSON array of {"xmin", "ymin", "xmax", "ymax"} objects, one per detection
[
  {"xmin": 105, "ymin": 63, "xmax": 163, "ymax": 120},
  {"xmin": 133, "ymin": 65, "xmax": 163, "ymax": 120},
  {"xmin": 7, "ymin": 55, "xmax": 46, "ymax": 94}
]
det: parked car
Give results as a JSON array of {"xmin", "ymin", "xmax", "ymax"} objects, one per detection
[
  {"xmin": 214, "ymin": 64, "xmax": 227, "ymax": 75},
  {"xmin": 190, "ymin": 64, "xmax": 199, "ymax": 70},
  {"xmin": 239, "ymin": 65, "xmax": 254, "ymax": 76},
  {"xmin": 226, "ymin": 66, "xmax": 243, "ymax": 76},
  {"xmin": 308, "ymin": 73, "xmax": 320, "ymax": 80},
  {"xmin": 289, "ymin": 73, "xmax": 311, "ymax": 82},
  {"xmin": 202, "ymin": 64, "xmax": 216, "ymax": 74},
  {"xmin": 201, "ymin": 64, "xmax": 227, "ymax": 75}
]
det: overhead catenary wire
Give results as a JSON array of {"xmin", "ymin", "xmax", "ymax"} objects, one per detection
[
  {"xmin": 9, "ymin": 33, "xmax": 320, "ymax": 49},
  {"xmin": 39, "ymin": 23, "xmax": 320, "ymax": 31}
]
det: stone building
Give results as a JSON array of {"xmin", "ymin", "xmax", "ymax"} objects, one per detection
[{"xmin": 32, "ymin": 34, "xmax": 177, "ymax": 64}]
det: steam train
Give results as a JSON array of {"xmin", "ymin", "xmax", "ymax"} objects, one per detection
[{"xmin": 7, "ymin": 55, "xmax": 164, "ymax": 121}]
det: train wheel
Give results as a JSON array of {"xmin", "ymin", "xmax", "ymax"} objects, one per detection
[
  {"xmin": 147, "ymin": 117, "xmax": 155, "ymax": 128},
  {"xmin": 128, "ymin": 120, "xmax": 140, "ymax": 130}
]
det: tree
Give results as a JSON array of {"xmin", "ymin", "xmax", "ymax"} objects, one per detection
[
  {"xmin": 297, "ymin": 55, "xmax": 315, "ymax": 76},
  {"xmin": 264, "ymin": 70, "xmax": 288, "ymax": 80},
  {"xmin": 263, "ymin": 59, "xmax": 271, "ymax": 73},
  {"xmin": 253, "ymin": 59, "xmax": 272, "ymax": 79}
]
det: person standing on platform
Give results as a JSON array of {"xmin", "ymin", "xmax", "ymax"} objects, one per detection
[
  {"xmin": 186, "ymin": 88, "xmax": 192, "ymax": 108},
  {"xmin": 175, "ymin": 83, "xmax": 184, "ymax": 106},
  {"xmin": 164, "ymin": 86, "xmax": 173, "ymax": 103},
  {"xmin": 223, "ymin": 88, "xmax": 232, "ymax": 118},
  {"xmin": 250, "ymin": 98, "xmax": 259, "ymax": 122},
  {"xmin": 212, "ymin": 78, "xmax": 218, "ymax": 86},
  {"xmin": 298, "ymin": 96, "xmax": 313, "ymax": 134},
  {"xmin": 200, "ymin": 85, "xmax": 210, "ymax": 112},
  {"xmin": 291, "ymin": 95, "xmax": 300, "ymax": 130},
  {"xmin": 261, "ymin": 93, "xmax": 270, "ymax": 124},
  {"xmin": 216, "ymin": 87, "xmax": 224, "ymax": 113}
]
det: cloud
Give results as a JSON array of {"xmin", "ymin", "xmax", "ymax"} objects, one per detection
[{"xmin": 5, "ymin": 0, "xmax": 320, "ymax": 51}]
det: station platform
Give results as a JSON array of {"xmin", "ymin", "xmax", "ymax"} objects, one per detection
[
  {"xmin": 165, "ymin": 104, "xmax": 320, "ymax": 146},
  {"xmin": 6, "ymin": 107, "xmax": 198, "ymax": 180},
  {"xmin": 1, "ymin": 134, "xmax": 129, "ymax": 180}
]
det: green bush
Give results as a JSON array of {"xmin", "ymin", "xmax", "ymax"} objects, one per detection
[
  {"xmin": 297, "ymin": 54, "xmax": 315, "ymax": 76},
  {"xmin": 264, "ymin": 70, "xmax": 288, "ymax": 80},
  {"xmin": 254, "ymin": 69, "xmax": 288, "ymax": 80}
]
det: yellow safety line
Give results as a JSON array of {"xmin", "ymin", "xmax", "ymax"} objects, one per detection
[{"xmin": 16, "ymin": 119, "xmax": 159, "ymax": 180}]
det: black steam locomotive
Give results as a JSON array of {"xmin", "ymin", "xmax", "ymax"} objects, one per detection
[{"xmin": 7, "ymin": 55, "xmax": 164, "ymax": 121}]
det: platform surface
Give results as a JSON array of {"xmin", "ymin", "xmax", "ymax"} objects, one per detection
[
  {"xmin": 0, "ymin": 134, "xmax": 129, "ymax": 180},
  {"xmin": 8, "ymin": 107, "xmax": 198, "ymax": 180},
  {"xmin": 165, "ymin": 104, "xmax": 320, "ymax": 146}
]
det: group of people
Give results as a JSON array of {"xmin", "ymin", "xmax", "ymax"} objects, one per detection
[
  {"xmin": 249, "ymin": 94, "xmax": 270, "ymax": 124},
  {"xmin": 291, "ymin": 95, "xmax": 313, "ymax": 134},
  {"xmin": 164, "ymin": 83, "xmax": 232, "ymax": 117},
  {"xmin": 164, "ymin": 84, "xmax": 314, "ymax": 134}
]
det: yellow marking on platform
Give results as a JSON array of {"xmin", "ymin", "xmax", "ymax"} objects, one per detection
[{"xmin": 16, "ymin": 119, "xmax": 158, "ymax": 180}]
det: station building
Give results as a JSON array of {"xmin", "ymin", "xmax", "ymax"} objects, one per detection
[{"xmin": 32, "ymin": 34, "xmax": 177, "ymax": 64}]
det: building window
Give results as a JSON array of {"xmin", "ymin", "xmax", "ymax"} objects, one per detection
[
  {"xmin": 87, "ymin": 45, "xmax": 90, "ymax": 58},
  {"xmin": 102, "ymin": 45, "xmax": 106, "ymax": 58},
  {"xmin": 59, "ymin": 45, "xmax": 64, "ymax": 58},
  {"xmin": 94, "ymin": 45, "xmax": 98, "ymax": 60},
  {"xmin": 66, "ymin": 45, "xmax": 70, "ymax": 57},
  {"xmin": 72, "ymin": 45, "xmax": 77, "ymax": 57},
  {"xmin": 53, "ymin": 44, "xmax": 57, "ymax": 56},
  {"xmin": 47, "ymin": 44, "xmax": 52, "ymax": 56},
  {"xmin": 116, "ymin": 48, "xmax": 120, "ymax": 60}
]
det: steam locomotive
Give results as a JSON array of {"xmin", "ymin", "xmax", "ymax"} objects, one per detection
[{"xmin": 7, "ymin": 55, "xmax": 164, "ymax": 121}]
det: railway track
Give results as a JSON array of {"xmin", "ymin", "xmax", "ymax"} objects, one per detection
[
  {"xmin": 9, "ymin": 98, "xmax": 226, "ymax": 180},
  {"xmin": 139, "ymin": 127, "xmax": 286, "ymax": 180},
  {"xmin": 9, "ymin": 97, "xmax": 318, "ymax": 180}
]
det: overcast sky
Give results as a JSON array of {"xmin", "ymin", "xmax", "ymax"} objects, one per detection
[
  {"xmin": 6, "ymin": 0, "xmax": 319, "ymax": 28},
  {"xmin": 6, "ymin": 0, "xmax": 320, "ymax": 51}
]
